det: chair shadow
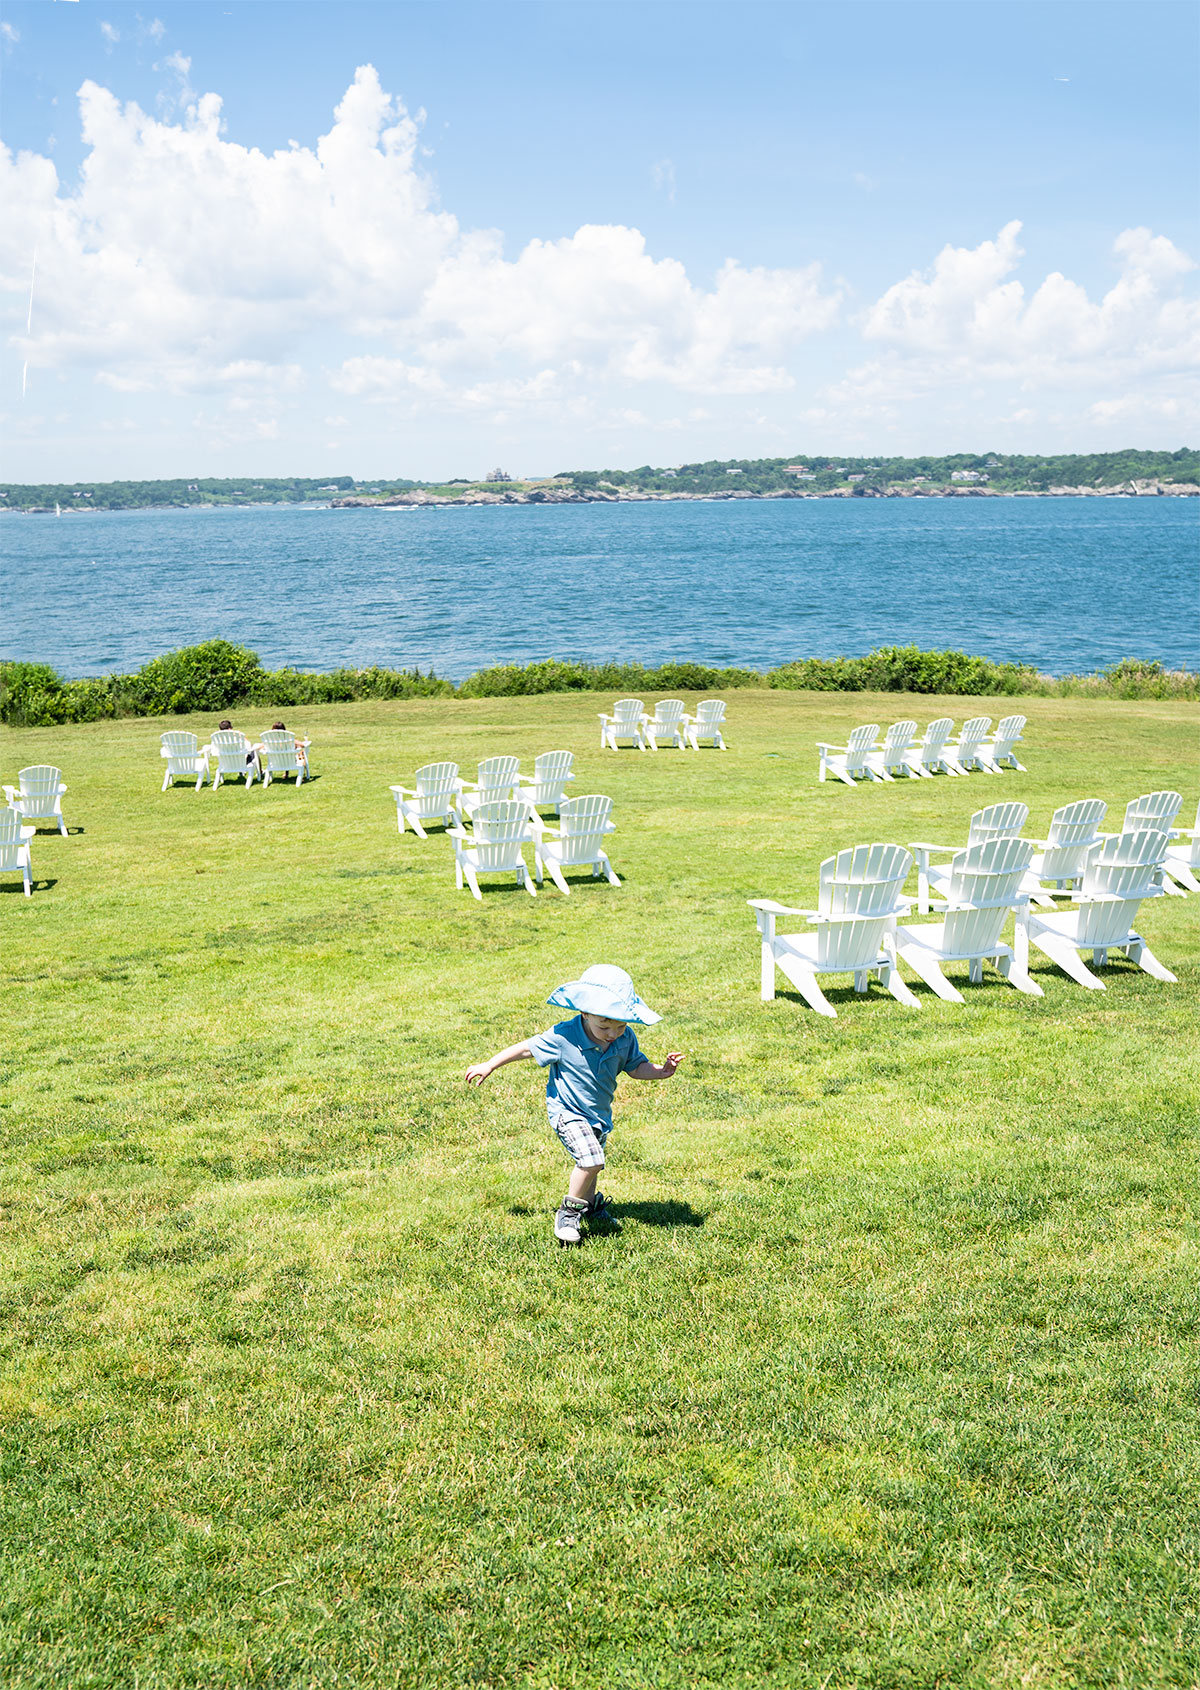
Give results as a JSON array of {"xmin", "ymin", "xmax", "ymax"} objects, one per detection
[
  {"xmin": 29, "ymin": 824, "xmax": 83, "ymax": 836},
  {"xmin": 1, "ymin": 878, "xmax": 57, "ymax": 894},
  {"xmin": 618, "ymin": 1199, "xmax": 706, "ymax": 1229}
]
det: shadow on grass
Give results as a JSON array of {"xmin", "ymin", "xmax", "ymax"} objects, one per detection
[
  {"xmin": 0, "ymin": 878, "xmax": 57, "ymax": 894},
  {"xmin": 618, "ymin": 1199, "xmax": 706, "ymax": 1228}
]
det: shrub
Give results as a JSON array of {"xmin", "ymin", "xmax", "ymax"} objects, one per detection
[
  {"xmin": 457, "ymin": 658, "xmax": 760, "ymax": 697},
  {"xmin": 247, "ymin": 666, "xmax": 452, "ymax": 706},
  {"xmin": 1056, "ymin": 659, "xmax": 1200, "ymax": 701},
  {"xmin": 768, "ymin": 645, "xmax": 1043, "ymax": 696},
  {"xmin": 120, "ymin": 640, "xmax": 265, "ymax": 715},
  {"xmin": 0, "ymin": 660, "xmax": 73, "ymax": 726}
]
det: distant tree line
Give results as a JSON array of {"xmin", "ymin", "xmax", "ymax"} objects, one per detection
[
  {"xmin": 3, "ymin": 451, "xmax": 1196, "ymax": 511},
  {"xmin": 1, "ymin": 642, "xmax": 1194, "ymax": 727}
]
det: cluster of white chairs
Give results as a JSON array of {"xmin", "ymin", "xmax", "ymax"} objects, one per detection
[
  {"xmin": 1, "ymin": 767, "xmax": 70, "ymax": 897},
  {"xmin": 817, "ymin": 716, "xmax": 1026, "ymax": 785},
  {"xmin": 599, "ymin": 698, "xmax": 728, "ymax": 752},
  {"xmin": 390, "ymin": 753, "xmax": 621, "ymax": 900},
  {"xmin": 750, "ymin": 790, "xmax": 1190, "ymax": 1016},
  {"xmin": 160, "ymin": 730, "xmax": 311, "ymax": 790}
]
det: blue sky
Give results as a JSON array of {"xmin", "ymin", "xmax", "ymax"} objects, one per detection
[{"xmin": 2, "ymin": 0, "xmax": 1196, "ymax": 480}]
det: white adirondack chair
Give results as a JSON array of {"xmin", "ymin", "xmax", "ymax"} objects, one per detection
[
  {"xmin": 642, "ymin": 699, "xmax": 687, "ymax": 751},
  {"xmin": 3, "ymin": 765, "xmax": 70, "ymax": 833},
  {"xmin": 904, "ymin": 718, "xmax": 963, "ymax": 778},
  {"xmin": 868, "ymin": 720, "xmax": 919, "ymax": 781},
  {"xmin": 0, "ymin": 808, "xmax": 35, "ymax": 896},
  {"xmin": 209, "ymin": 730, "xmax": 258, "ymax": 789},
  {"xmin": 978, "ymin": 715, "xmax": 1027, "ymax": 772},
  {"xmin": 390, "ymin": 762, "xmax": 461, "ymax": 838},
  {"xmin": 817, "ymin": 724, "xmax": 883, "ymax": 786},
  {"xmin": 457, "ymin": 756, "xmax": 521, "ymax": 823},
  {"xmin": 517, "ymin": 751, "xmax": 575, "ymax": 816},
  {"xmin": 598, "ymin": 700, "xmax": 647, "ymax": 751},
  {"xmin": 911, "ymin": 802, "xmax": 1029, "ymax": 911},
  {"xmin": 1119, "ymin": 790, "xmax": 1183, "ymax": 833},
  {"xmin": 160, "ymin": 734, "xmax": 208, "ymax": 791},
  {"xmin": 533, "ymin": 794, "xmax": 620, "ymax": 895},
  {"xmin": 682, "ymin": 699, "xmax": 728, "ymax": 751},
  {"xmin": 260, "ymin": 730, "xmax": 308, "ymax": 785},
  {"xmin": 748, "ymin": 842, "xmax": 919, "ymax": 1017},
  {"xmin": 1020, "ymin": 799, "xmax": 1108, "ymax": 906},
  {"xmin": 1163, "ymin": 799, "xmax": 1200, "ymax": 894},
  {"xmin": 1110, "ymin": 792, "xmax": 1184, "ymax": 895},
  {"xmin": 449, "ymin": 800, "xmax": 537, "ymax": 899},
  {"xmin": 1019, "ymin": 828, "xmax": 1177, "ymax": 990},
  {"xmin": 943, "ymin": 716, "xmax": 993, "ymax": 773},
  {"xmin": 893, "ymin": 837, "xmax": 1042, "ymax": 1002}
]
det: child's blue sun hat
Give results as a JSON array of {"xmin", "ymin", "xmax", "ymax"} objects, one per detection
[{"xmin": 547, "ymin": 964, "xmax": 661, "ymax": 1025}]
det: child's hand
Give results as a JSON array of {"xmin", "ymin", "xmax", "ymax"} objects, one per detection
[
  {"xmin": 661, "ymin": 1053, "xmax": 684, "ymax": 1077},
  {"xmin": 464, "ymin": 1063, "xmax": 491, "ymax": 1086}
]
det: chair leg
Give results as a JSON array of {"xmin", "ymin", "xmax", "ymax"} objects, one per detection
[
  {"xmin": 996, "ymin": 954, "xmax": 1044, "ymax": 997},
  {"xmin": 547, "ymin": 859, "xmax": 570, "ymax": 896},
  {"xmin": 894, "ymin": 943, "xmax": 962, "ymax": 1003},
  {"xmin": 600, "ymin": 853, "xmax": 620, "ymax": 887},
  {"xmin": 464, "ymin": 865, "xmax": 482, "ymax": 900},
  {"xmin": 760, "ymin": 942, "xmax": 776, "ymax": 1002},
  {"xmin": 1129, "ymin": 941, "xmax": 1177, "ymax": 983},
  {"xmin": 880, "ymin": 962, "xmax": 922, "ymax": 1009},
  {"xmin": 410, "ymin": 814, "xmax": 428, "ymax": 841},
  {"xmin": 520, "ymin": 863, "xmax": 538, "ymax": 898},
  {"xmin": 1028, "ymin": 932, "xmax": 1105, "ymax": 990},
  {"xmin": 1164, "ymin": 860, "xmax": 1200, "ymax": 893},
  {"xmin": 791, "ymin": 971, "xmax": 838, "ymax": 1018}
]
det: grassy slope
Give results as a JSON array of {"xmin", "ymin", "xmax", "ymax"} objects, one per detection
[{"xmin": 1, "ymin": 691, "xmax": 1197, "ymax": 1690}]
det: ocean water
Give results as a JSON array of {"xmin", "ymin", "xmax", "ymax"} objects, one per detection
[{"xmin": 1, "ymin": 495, "xmax": 1195, "ymax": 679}]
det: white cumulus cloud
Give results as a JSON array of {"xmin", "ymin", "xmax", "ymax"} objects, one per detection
[{"xmin": 1, "ymin": 65, "xmax": 840, "ymax": 421}]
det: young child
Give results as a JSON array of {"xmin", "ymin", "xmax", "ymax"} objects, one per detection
[{"xmin": 465, "ymin": 964, "xmax": 683, "ymax": 1246}]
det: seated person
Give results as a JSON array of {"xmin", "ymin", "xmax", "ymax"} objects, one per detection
[
  {"xmin": 216, "ymin": 718, "xmax": 260, "ymax": 770},
  {"xmin": 267, "ymin": 721, "xmax": 309, "ymax": 770}
]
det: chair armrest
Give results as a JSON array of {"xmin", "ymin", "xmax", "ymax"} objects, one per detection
[
  {"xmin": 747, "ymin": 899, "xmax": 816, "ymax": 918},
  {"xmin": 446, "ymin": 826, "xmax": 470, "ymax": 840},
  {"xmin": 2, "ymin": 787, "xmax": 15, "ymax": 800},
  {"xmin": 814, "ymin": 743, "xmax": 844, "ymax": 754}
]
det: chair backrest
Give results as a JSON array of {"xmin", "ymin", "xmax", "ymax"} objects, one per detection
[
  {"xmin": 558, "ymin": 794, "xmax": 613, "ymax": 846},
  {"xmin": 414, "ymin": 761, "xmax": 459, "ymax": 796},
  {"xmin": 815, "ymin": 911, "xmax": 900, "ymax": 970},
  {"xmin": 474, "ymin": 756, "xmax": 520, "ymax": 793},
  {"xmin": 993, "ymin": 714, "xmax": 1026, "ymax": 743},
  {"xmin": 847, "ymin": 724, "xmax": 880, "ymax": 753},
  {"xmin": 1038, "ymin": 799, "xmax": 1107, "ymax": 880},
  {"xmin": 695, "ymin": 700, "xmax": 726, "ymax": 725},
  {"xmin": 956, "ymin": 716, "xmax": 992, "ymax": 748},
  {"xmin": 533, "ymin": 751, "xmax": 574, "ymax": 781},
  {"xmin": 1075, "ymin": 829, "xmax": 1168, "ymax": 945},
  {"xmin": 611, "ymin": 698, "xmax": 645, "ymax": 724},
  {"xmin": 920, "ymin": 718, "xmax": 955, "ymax": 751},
  {"xmin": 17, "ymin": 765, "xmax": 64, "ymax": 796},
  {"xmin": 1122, "ymin": 790, "xmax": 1183, "ymax": 832},
  {"xmin": 210, "ymin": 730, "xmax": 248, "ymax": 752},
  {"xmin": 0, "ymin": 822, "xmax": 25, "ymax": 869},
  {"xmin": 161, "ymin": 732, "xmax": 199, "ymax": 756},
  {"xmin": 881, "ymin": 720, "xmax": 917, "ymax": 753},
  {"xmin": 650, "ymin": 699, "xmax": 686, "ymax": 725},
  {"xmin": 819, "ymin": 842, "xmax": 912, "ymax": 917},
  {"xmin": 942, "ymin": 836, "xmax": 1036, "ymax": 954},
  {"xmin": 260, "ymin": 730, "xmax": 301, "ymax": 769},
  {"xmin": 967, "ymin": 802, "xmax": 1028, "ymax": 844},
  {"xmin": 1045, "ymin": 798, "xmax": 1107, "ymax": 846},
  {"xmin": 467, "ymin": 800, "xmax": 529, "ymax": 865}
]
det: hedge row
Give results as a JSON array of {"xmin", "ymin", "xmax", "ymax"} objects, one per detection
[{"xmin": 1, "ymin": 642, "xmax": 1196, "ymax": 727}]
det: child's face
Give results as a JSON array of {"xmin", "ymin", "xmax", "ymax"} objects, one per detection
[{"xmin": 582, "ymin": 1013, "xmax": 627, "ymax": 1047}]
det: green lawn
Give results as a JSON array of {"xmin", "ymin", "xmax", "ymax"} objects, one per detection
[{"xmin": 1, "ymin": 690, "xmax": 1197, "ymax": 1689}]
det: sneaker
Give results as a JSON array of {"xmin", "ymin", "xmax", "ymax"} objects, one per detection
[
  {"xmin": 554, "ymin": 1196, "xmax": 588, "ymax": 1247},
  {"xmin": 584, "ymin": 1190, "xmax": 622, "ymax": 1233}
]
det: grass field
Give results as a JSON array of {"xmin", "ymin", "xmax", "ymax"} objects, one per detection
[{"xmin": 1, "ymin": 689, "xmax": 1198, "ymax": 1689}]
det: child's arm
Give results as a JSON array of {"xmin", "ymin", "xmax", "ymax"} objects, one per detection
[
  {"xmin": 629, "ymin": 1053, "xmax": 684, "ymax": 1081},
  {"xmin": 465, "ymin": 1041, "xmax": 534, "ymax": 1086}
]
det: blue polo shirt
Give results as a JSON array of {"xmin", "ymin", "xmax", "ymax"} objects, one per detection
[{"xmin": 528, "ymin": 1016, "xmax": 647, "ymax": 1128}]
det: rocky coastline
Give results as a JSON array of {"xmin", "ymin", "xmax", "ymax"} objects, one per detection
[{"xmin": 332, "ymin": 478, "xmax": 1197, "ymax": 509}]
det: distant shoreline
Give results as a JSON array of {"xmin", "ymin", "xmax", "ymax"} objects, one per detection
[{"xmin": 5, "ymin": 484, "xmax": 1198, "ymax": 515}]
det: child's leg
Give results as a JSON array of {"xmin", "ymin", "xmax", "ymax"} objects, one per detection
[
  {"xmin": 550, "ymin": 1114, "xmax": 609, "ymax": 1244},
  {"xmin": 568, "ymin": 1164, "xmax": 600, "ymax": 1202}
]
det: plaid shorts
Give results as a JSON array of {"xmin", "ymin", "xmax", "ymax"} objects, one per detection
[{"xmin": 550, "ymin": 1111, "xmax": 610, "ymax": 1170}]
